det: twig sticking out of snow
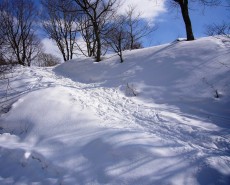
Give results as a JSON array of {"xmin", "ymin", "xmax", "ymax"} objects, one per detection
[
  {"xmin": 126, "ymin": 83, "xmax": 137, "ymax": 97},
  {"xmin": 202, "ymin": 77, "xmax": 221, "ymax": 98}
]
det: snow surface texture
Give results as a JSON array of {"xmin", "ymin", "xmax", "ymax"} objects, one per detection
[{"xmin": 0, "ymin": 37, "xmax": 229, "ymax": 185}]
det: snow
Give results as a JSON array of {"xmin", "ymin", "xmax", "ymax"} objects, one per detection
[{"xmin": 0, "ymin": 37, "xmax": 230, "ymax": 184}]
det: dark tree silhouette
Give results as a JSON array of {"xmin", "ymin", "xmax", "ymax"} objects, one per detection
[
  {"xmin": 77, "ymin": 16, "xmax": 96, "ymax": 57},
  {"xmin": 171, "ymin": 0, "xmax": 221, "ymax": 41},
  {"xmin": 0, "ymin": 0, "xmax": 40, "ymax": 66},
  {"xmin": 105, "ymin": 16, "xmax": 129, "ymax": 63},
  {"xmin": 205, "ymin": 22, "xmax": 230, "ymax": 39},
  {"xmin": 41, "ymin": 0, "xmax": 79, "ymax": 62},
  {"xmin": 73, "ymin": 0, "xmax": 118, "ymax": 62},
  {"xmin": 125, "ymin": 6, "xmax": 156, "ymax": 49}
]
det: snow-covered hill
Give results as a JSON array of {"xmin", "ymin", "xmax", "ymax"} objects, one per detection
[{"xmin": 0, "ymin": 37, "xmax": 229, "ymax": 185}]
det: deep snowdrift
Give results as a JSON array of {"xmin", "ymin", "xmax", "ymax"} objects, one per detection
[{"xmin": 0, "ymin": 37, "xmax": 230, "ymax": 185}]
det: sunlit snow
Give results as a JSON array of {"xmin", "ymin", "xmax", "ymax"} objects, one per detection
[{"xmin": 0, "ymin": 37, "xmax": 229, "ymax": 185}]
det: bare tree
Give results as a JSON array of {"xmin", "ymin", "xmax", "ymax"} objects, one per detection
[
  {"xmin": 105, "ymin": 16, "xmax": 129, "ymax": 63},
  {"xmin": 125, "ymin": 6, "xmax": 155, "ymax": 50},
  {"xmin": 41, "ymin": 0, "xmax": 79, "ymax": 62},
  {"xmin": 0, "ymin": 25, "xmax": 4, "ymax": 53},
  {"xmin": 76, "ymin": 16, "xmax": 96, "ymax": 57},
  {"xmin": 0, "ymin": 0, "xmax": 40, "ymax": 66},
  {"xmin": 170, "ymin": 0, "xmax": 221, "ymax": 41},
  {"xmin": 0, "ymin": 19, "xmax": 14, "ymax": 75},
  {"xmin": 73, "ymin": 0, "xmax": 119, "ymax": 62},
  {"xmin": 0, "ymin": 16, "xmax": 6, "ymax": 67},
  {"xmin": 205, "ymin": 22, "xmax": 230, "ymax": 39}
]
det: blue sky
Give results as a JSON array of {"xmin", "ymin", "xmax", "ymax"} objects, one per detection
[
  {"xmin": 0, "ymin": 0, "xmax": 228, "ymax": 48},
  {"xmin": 145, "ymin": 1, "xmax": 230, "ymax": 46}
]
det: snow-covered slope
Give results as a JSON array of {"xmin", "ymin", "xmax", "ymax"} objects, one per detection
[
  {"xmin": 0, "ymin": 37, "xmax": 229, "ymax": 185},
  {"xmin": 55, "ymin": 37, "xmax": 230, "ymax": 123}
]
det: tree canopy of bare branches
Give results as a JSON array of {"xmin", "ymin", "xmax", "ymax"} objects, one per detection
[
  {"xmin": 73, "ymin": 0, "xmax": 119, "ymax": 62},
  {"xmin": 205, "ymin": 22, "xmax": 230, "ymax": 39},
  {"xmin": 125, "ymin": 6, "xmax": 155, "ymax": 50},
  {"xmin": 76, "ymin": 16, "xmax": 96, "ymax": 57},
  {"xmin": 41, "ymin": 0, "xmax": 79, "ymax": 62},
  {"xmin": 0, "ymin": 0, "xmax": 40, "ymax": 66},
  {"xmin": 105, "ymin": 15, "xmax": 129, "ymax": 63}
]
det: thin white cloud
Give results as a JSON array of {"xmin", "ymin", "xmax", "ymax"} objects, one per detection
[
  {"xmin": 41, "ymin": 38, "xmax": 63, "ymax": 59},
  {"xmin": 118, "ymin": 0, "xmax": 166, "ymax": 21},
  {"xmin": 41, "ymin": 37, "xmax": 88, "ymax": 60}
]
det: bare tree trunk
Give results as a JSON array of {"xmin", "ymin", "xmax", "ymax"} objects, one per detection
[
  {"xmin": 119, "ymin": 53, "xmax": 123, "ymax": 63},
  {"xmin": 172, "ymin": 0, "xmax": 222, "ymax": 41},
  {"xmin": 178, "ymin": 0, "xmax": 195, "ymax": 41},
  {"xmin": 93, "ymin": 23, "xmax": 101, "ymax": 62},
  {"xmin": 118, "ymin": 33, "xmax": 123, "ymax": 63}
]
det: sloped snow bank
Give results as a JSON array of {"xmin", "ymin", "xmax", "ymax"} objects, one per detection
[{"xmin": 55, "ymin": 37, "xmax": 230, "ymax": 125}]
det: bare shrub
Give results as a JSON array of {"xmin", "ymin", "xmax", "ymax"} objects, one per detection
[
  {"xmin": 205, "ymin": 22, "xmax": 230, "ymax": 41},
  {"xmin": 36, "ymin": 53, "xmax": 61, "ymax": 67}
]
